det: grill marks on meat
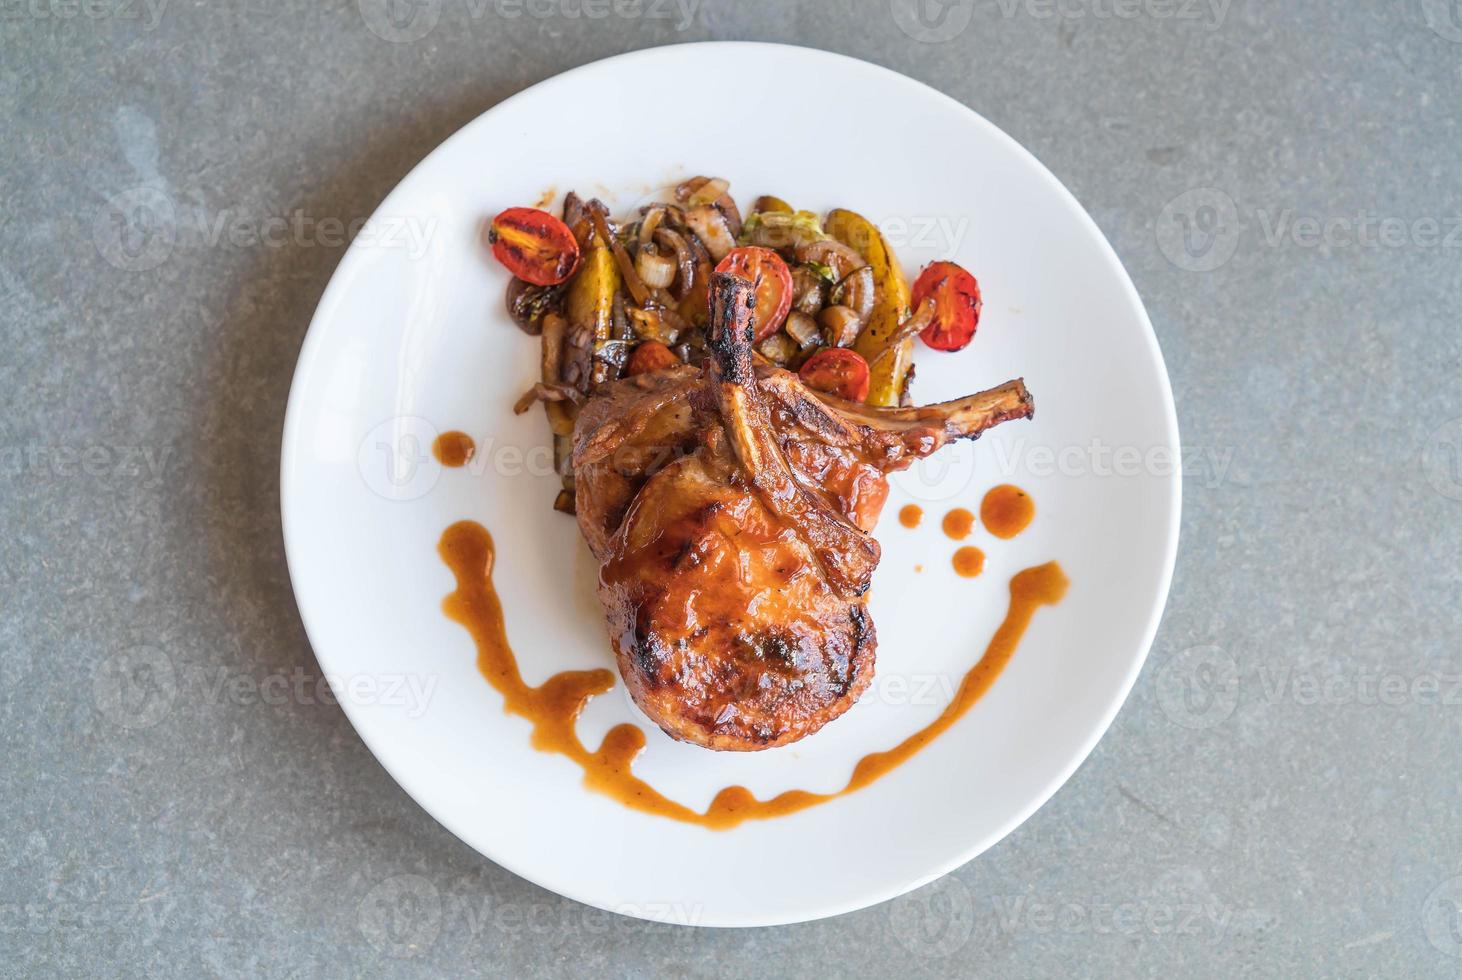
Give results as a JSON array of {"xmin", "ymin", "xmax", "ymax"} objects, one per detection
[{"xmin": 573, "ymin": 272, "xmax": 1034, "ymax": 750}]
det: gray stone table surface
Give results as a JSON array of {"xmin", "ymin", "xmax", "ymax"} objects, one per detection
[{"xmin": 2, "ymin": 1, "xmax": 1460, "ymax": 976}]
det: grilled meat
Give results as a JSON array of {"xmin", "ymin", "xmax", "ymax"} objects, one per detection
[{"xmin": 573, "ymin": 273, "xmax": 1033, "ymax": 750}]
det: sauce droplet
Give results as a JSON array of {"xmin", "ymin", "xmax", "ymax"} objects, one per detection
[
  {"xmin": 432, "ymin": 431, "xmax": 476, "ymax": 467},
  {"xmin": 440, "ymin": 520, "xmax": 1066, "ymax": 830},
  {"xmin": 898, "ymin": 504, "xmax": 923, "ymax": 529},
  {"xmin": 942, "ymin": 507, "xmax": 975, "ymax": 540},
  {"xmin": 981, "ymin": 484, "xmax": 1034, "ymax": 539},
  {"xmin": 952, "ymin": 546, "xmax": 985, "ymax": 578}
]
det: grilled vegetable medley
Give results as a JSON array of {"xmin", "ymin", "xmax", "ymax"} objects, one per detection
[{"xmin": 488, "ymin": 177, "xmax": 987, "ymax": 513}]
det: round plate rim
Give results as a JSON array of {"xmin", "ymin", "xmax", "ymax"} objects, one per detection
[{"xmin": 279, "ymin": 40, "xmax": 1182, "ymax": 928}]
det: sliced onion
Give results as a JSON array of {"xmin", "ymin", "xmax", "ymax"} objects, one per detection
[
  {"xmin": 626, "ymin": 305, "xmax": 680, "ymax": 345},
  {"xmin": 653, "ymin": 227, "xmax": 696, "ymax": 300},
  {"xmin": 681, "ymin": 204, "xmax": 736, "ymax": 262},
  {"xmin": 686, "ymin": 177, "xmax": 730, "ymax": 206},
  {"xmin": 791, "ymin": 265, "xmax": 827, "ymax": 316},
  {"xmin": 637, "ymin": 204, "xmax": 665, "ymax": 248},
  {"xmin": 784, "ymin": 310, "xmax": 822, "ymax": 349},
  {"xmin": 675, "ymin": 176, "xmax": 741, "ymax": 236},
  {"xmin": 831, "ymin": 265, "xmax": 875, "ymax": 328},
  {"xmin": 514, "ymin": 381, "xmax": 584, "ymax": 415},
  {"xmin": 654, "ymin": 301, "xmax": 691, "ymax": 335},
  {"xmin": 795, "ymin": 239, "xmax": 867, "ymax": 278},
  {"xmin": 718, "ymin": 198, "xmax": 743, "ymax": 237},
  {"xmin": 635, "ymin": 245, "xmax": 677, "ymax": 290},
  {"xmin": 818, "ymin": 304, "xmax": 863, "ymax": 348},
  {"xmin": 757, "ymin": 331, "xmax": 799, "ymax": 366}
]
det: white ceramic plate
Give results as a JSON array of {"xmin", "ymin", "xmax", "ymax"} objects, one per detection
[{"xmin": 281, "ymin": 42, "xmax": 1179, "ymax": 928}]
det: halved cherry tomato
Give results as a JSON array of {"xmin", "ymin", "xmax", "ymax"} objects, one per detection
[
  {"xmin": 626, "ymin": 340, "xmax": 681, "ymax": 377},
  {"xmin": 489, "ymin": 207, "xmax": 580, "ymax": 286},
  {"xmin": 911, "ymin": 261, "xmax": 982, "ymax": 352},
  {"xmin": 798, "ymin": 347, "xmax": 871, "ymax": 402},
  {"xmin": 713, "ymin": 246, "xmax": 793, "ymax": 342}
]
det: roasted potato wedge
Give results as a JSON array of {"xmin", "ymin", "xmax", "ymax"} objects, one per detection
[
  {"xmin": 565, "ymin": 232, "xmax": 621, "ymax": 387},
  {"xmin": 826, "ymin": 208, "xmax": 912, "ymax": 407}
]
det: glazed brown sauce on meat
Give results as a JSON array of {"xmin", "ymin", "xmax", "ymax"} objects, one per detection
[
  {"xmin": 942, "ymin": 507, "xmax": 975, "ymax": 540},
  {"xmin": 981, "ymin": 484, "xmax": 1034, "ymax": 539},
  {"xmin": 953, "ymin": 546, "xmax": 985, "ymax": 578},
  {"xmin": 898, "ymin": 504, "xmax": 923, "ymax": 529},
  {"xmin": 440, "ymin": 520, "xmax": 1066, "ymax": 830},
  {"xmin": 432, "ymin": 431, "xmax": 476, "ymax": 467}
]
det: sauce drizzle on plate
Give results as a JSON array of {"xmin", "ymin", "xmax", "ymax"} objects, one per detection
[
  {"xmin": 942, "ymin": 507, "xmax": 975, "ymax": 540},
  {"xmin": 981, "ymin": 484, "xmax": 1034, "ymax": 539},
  {"xmin": 953, "ymin": 546, "xmax": 985, "ymax": 578},
  {"xmin": 432, "ymin": 431, "xmax": 476, "ymax": 467},
  {"xmin": 439, "ymin": 519, "xmax": 1066, "ymax": 830}
]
